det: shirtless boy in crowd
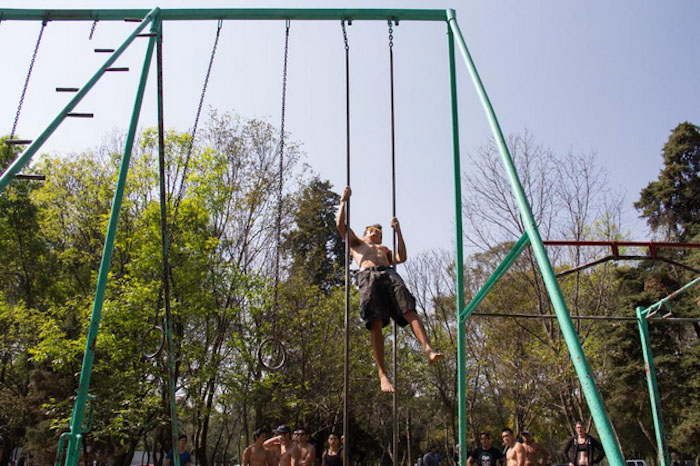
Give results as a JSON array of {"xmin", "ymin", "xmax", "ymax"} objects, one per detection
[
  {"xmin": 243, "ymin": 428, "xmax": 274, "ymax": 466},
  {"xmin": 521, "ymin": 431, "xmax": 549, "ymax": 466},
  {"xmin": 336, "ymin": 186, "xmax": 443, "ymax": 392},
  {"xmin": 264, "ymin": 425, "xmax": 301, "ymax": 466},
  {"xmin": 294, "ymin": 428, "xmax": 316, "ymax": 466},
  {"xmin": 502, "ymin": 428, "xmax": 525, "ymax": 466}
]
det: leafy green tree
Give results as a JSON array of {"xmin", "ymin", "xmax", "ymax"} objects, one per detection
[
  {"xmin": 635, "ymin": 122, "xmax": 700, "ymax": 241},
  {"xmin": 284, "ymin": 177, "xmax": 344, "ymax": 291}
]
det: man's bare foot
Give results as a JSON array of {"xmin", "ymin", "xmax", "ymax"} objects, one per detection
[
  {"xmin": 379, "ymin": 375, "xmax": 395, "ymax": 393},
  {"xmin": 428, "ymin": 350, "xmax": 444, "ymax": 365}
]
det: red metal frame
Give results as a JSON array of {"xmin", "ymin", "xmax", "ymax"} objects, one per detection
[{"xmin": 542, "ymin": 240, "xmax": 700, "ymax": 277}]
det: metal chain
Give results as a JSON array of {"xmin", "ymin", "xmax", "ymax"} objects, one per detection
[
  {"xmin": 388, "ymin": 19, "xmax": 394, "ymax": 49},
  {"xmin": 273, "ymin": 19, "xmax": 291, "ymax": 311},
  {"xmin": 341, "ymin": 20, "xmax": 349, "ymax": 51},
  {"xmin": 88, "ymin": 20, "xmax": 98, "ymax": 40},
  {"xmin": 174, "ymin": 19, "xmax": 223, "ymax": 218},
  {"xmin": 11, "ymin": 20, "xmax": 47, "ymax": 139}
]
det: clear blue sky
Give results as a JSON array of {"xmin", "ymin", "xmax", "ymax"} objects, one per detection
[{"xmin": 1, "ymin": 1, "xmax": 698, "ymax": 256}]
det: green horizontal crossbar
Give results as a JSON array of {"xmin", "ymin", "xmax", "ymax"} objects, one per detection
[{"xmin": 0, "ymin": 8, "xmax": 448, "ymax": 22}]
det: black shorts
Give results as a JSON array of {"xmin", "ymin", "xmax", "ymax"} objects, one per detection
[{"xmin": 357, "ymin": 268, "xmax": 416, "ymax": 330}]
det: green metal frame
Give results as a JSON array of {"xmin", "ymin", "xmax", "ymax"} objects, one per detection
[
  {"xmin": 636, "ymin": 276, "xmax": 699, "ymax": 466},
  {"xmin": 0, "ymin": 7, "xmax": 625, "ymax": 466}
]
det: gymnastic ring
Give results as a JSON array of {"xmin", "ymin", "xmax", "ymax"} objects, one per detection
[
  {"xmin": 141, "ymin": 325, "xmax": 165, "ymax": 360},
  {"xmin": 257, "ymin": 337, "xmax": 287, "ymax": 370}
]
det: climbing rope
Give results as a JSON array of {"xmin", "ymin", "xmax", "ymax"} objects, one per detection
[
  {"xmin": 341, "ymin": 18, "xmax": 351, "ymax": 466},
  {"xmin": 10, "ymin": 20, "xmax": 47, "ymax": 139},
  {"xmin": 388, "ymin": 18, "xmax": 400, "ymax": 466}
]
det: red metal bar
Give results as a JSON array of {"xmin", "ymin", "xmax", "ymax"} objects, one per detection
[{"xmin": 543, "ymin": 240, "xmax": 700, "ymax": 249}]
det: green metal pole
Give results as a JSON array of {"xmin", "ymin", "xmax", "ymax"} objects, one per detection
[
  {"xmin": 636, "ymin": 307, "xmax": 669, "ymax": 466},
  {"xmin": 640, "ymin": 276, "xmax": 700, "ymax": 317},
  {"xmin": 61, "ymin": 9, "xmax": 160, "ymax": 466},
  {"xmin": 446, "ymin": 10, "xmax": 625, "ymax": 466},
  {"xmin": 0, "ymin": 8, "xmax": 158, "ymax": 195},
  {"xmin": 154, "ymin": 16, "xmax": 182, "ymax": 466},
  {"xmin": 459, "ymin": 233, "xmax": 530, "ymax": 321},
  {"xmin": 447, "ymin": 20, "xmax": 467, "ymax": 464},
  {"xmin": 0, "ymin": 8, "xmax": 446, "ymax": 22}
]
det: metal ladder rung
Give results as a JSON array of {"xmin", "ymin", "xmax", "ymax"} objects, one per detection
[
  {"xmin": 56, "ymin": 87, "xmax": 79, "ymax": 93},
  {"xmin": 5, "ymin": 139, "xmax": 33, "ymax": 145},
  {"xmin": 94, "ymin": 48, "xmax": 115, "ymax": 53},
  {"xmin": 66, "ymin": 112, "xmax": 94, "ymax": 118},
  {"xmin": 15, "ymin": 174, "xmax": 46, "ymax": 181},
  {"xmin": 105, "ymin": 67, "xmax": 129, "ymax": 72},
  {"xmin": 137, "ymin": 33, "xmax": 157, "ymax": 37}
]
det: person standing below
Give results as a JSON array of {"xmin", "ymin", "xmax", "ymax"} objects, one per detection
[
  {"xmin": 243, "ymin": 427, "xmax": 274, "ymax": 466},
  {"xmin": 468, "ymin": 432, "xmax": 504, "ymax": 466},
  {"xmin": 521, "ymin": 431, "xmax": 549, "ymax": 466},
  {"xmin": 321, "ymin": 433, "xmax": 342, "ymax": 466},
  {"xmin": 502, "ymin": 428, "xmax": 525, "ymax": 466},
  {"xmin": 264, "ymin": 425, "xmax": 301, "ymax": 466},
  {"xmin": 295, "ymin": 428, "xmax": 316, "ymax": 466},
  {"xmin": 164, "ymin": 434, "xmax": 192, "ymax": 466},
  {"xmin": 423, "ymin": 445, "xmax": 441, "ymax": 466},
  {"xmin": 561, "ymin": 422, "xmax": 605, "ymax": 466},
  {"xmin": 336, "ymin": 186, "xmax": 443, "ymax": 392}
]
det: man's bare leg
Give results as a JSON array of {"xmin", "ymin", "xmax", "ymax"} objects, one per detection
[
  {"xmin": 370, "ymin": 320, "xmax": 395, "ymax": 392},
  {"xmin": 404, "ymin": 310, "xmax": 444, "ymax": 364}
]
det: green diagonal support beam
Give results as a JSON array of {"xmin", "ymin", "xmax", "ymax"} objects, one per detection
[
  {"xmin": 459, "ymin": 233, "xmax": 530, "ymax": 322},
  {"xmin": 60, "ymin": 9, "xmax": 159, "ymax": 466},
  {"xmin": 0, "ymin": 9, "xmax": 158, "ymax": 195},
  {"xmin": 447, "ymin": 9, "xmax": 624, "ymax": 466}
]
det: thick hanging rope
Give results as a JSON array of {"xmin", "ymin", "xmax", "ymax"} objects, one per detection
[
  {"xmin": 341, "ymin": 19, "xmax": 351, "ymax": 466},
  {"xmin": 273, "ymin": 19, "xmax": 291, "ymax": 311},
  {"xmin": 173, "ymin": 19, "xmax": 223, "ymax": 219},
  {"xmin": 10, "ymin": 20, "xmax": 47, "ymax": 139},
  {"xmin": 388, "ymin": 19, "xmax": 399, "ymax": 466}
]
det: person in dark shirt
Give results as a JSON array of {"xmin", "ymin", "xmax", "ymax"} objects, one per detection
[
  {"xmin": 561, "ymin": 422, "xmax": 604, "ymax": 466},
  {"xmin": 468, "ymin": 432, "xmax": 504, "ymax": 466},
  {"xmin": 165, "ymin": 434, "xmax": 192, "ymax": 466}
]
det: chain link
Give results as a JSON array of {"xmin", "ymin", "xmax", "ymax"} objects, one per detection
[
  {"xmin": 341, "ymin": 20, "xmax": 349, "ymax": 51},
  {"xmin": 273, "ymin": 19, "xmax": 291, "ymax": 309},
  {"xmin": 11, "ymin": 20, "xmax": 47, "ymax": 139},
  {"xmin": 88, "ymin": 20, "xmax": 98, "ymax": 40},
  {"xmin": 388, "ymin": 19, "xmax": 394, "ymax": 49},
  {"xmin": 174, "ymin": 19, "xmax": 223, "ymax": 218}
]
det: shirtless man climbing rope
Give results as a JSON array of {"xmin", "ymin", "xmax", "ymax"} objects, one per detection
[{"xmin": 336, "ymin": 186, "xmax": 443, "ymax": 392}]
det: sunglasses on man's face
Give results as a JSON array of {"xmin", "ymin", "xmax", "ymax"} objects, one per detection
[{"xmin": 367, "ymin": 227, "xmax": 382, "ymax": 234}]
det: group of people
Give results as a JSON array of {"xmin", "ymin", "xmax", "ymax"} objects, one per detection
[
  {"xmin": 461, "ymin": 422, "xmax": 604, "ymax": 466},
  {"xmin": 243, "ymin": 425, "xmax": 344, "ymax": 466}
]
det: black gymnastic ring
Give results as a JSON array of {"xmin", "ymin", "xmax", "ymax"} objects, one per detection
[
  {"xmin": 257, "ymin": 337, "xmax": 287, "ymax": 370},
  {"xmin": 141, "ymin": 325, "xmax": 165, "ymax": 360}
]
